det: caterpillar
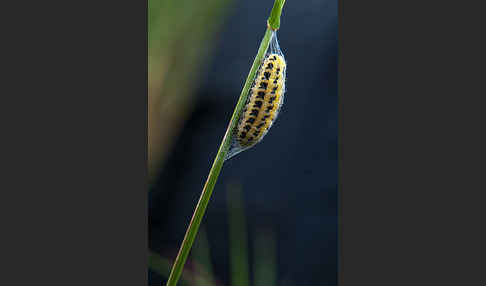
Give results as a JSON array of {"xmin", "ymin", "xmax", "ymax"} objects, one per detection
[{"xmin": 236, "ymin": 53, "xmax": 286, "ymax": 147}]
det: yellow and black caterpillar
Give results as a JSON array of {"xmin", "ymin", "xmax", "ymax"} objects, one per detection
[{"xmin": 236, "ymin": 53, "xmax": 286, "ymax": 147}]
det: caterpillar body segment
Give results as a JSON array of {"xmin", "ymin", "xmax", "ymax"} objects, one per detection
[{"xmin": 236, "ymin": 53, "xmax": 286, "ymax": 147}]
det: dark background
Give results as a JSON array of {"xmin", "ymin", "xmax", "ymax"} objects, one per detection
[{"xmin": 149, "ymin": 0, "xmax": 338, "ymax": 285}]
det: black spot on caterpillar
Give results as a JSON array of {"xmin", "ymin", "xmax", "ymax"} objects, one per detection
[{"xmin": 246, "ymin": 117, "xmax": 256, "ymax": 124}]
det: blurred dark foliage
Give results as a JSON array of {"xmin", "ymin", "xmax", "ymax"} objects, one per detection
[{"xmin": 149, "ymin": 0, "xmax": 337, "ymax": 285}]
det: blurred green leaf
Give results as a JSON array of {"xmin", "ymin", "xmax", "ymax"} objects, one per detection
[
  {"xmin": 227, "ymin": 183, "xmax": 250, "ymax": 286},
  {"xmin": 150, "ymin": 250, "xmax": 218, "ymax": 286},
  {"xmin": 149, "ymin": 251, "xmax": 190, "ymax": 286},
  {"xmin": 148, "ymin": 0, "xmax": 232, "ymax": 180},
  {"xmin": 254, "ymin": 229, "xmax": 277, "ymax": 286}
]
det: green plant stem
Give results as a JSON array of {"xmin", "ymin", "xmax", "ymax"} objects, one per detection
[
  {"xmin": 165, "ymin": 1, "xmax": 286, "ymax": 285},
  {"xmin": 268, "ymin": 0, "xmax": 286, "ymax": 30}
]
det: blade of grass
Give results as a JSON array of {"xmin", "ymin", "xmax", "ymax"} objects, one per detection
[
  {"xmin": 254, "ymin": 229, "xmax": 277, "ymax": 286},
  {"xmin": 149, "ymin": 251, "xmax": 173, "ymax": 278},
  {"xmin": 268, "ymin": 0, "xmax": 286, "ymax": 30},
  {"xmin": 166, "ymin": 1, "xmax": 286, "ymax": 285},
  {"xmin": 228, "ymin": 183, "xmax": 249, "ymax": 286},
  {"xmin": 148, "ymin": 0, "xmax": 231, "ymax": 181}
]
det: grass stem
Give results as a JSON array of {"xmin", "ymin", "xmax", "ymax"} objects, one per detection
[
  {"xmin": 165, "ymin": 1, "xmax": 286, "ymax": 285},
  {"xmin": 228, "ymin": 183, "xmax": 249, "ymax": 286}
]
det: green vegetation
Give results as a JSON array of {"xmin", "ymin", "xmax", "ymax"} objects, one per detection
[
  {"xmin": 165, "ymin": 1, "xmax": 286, "ymax": 285},
  {"xmin": 149, "ymin": 182, "xmax": 279, "ymax": 286}
]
